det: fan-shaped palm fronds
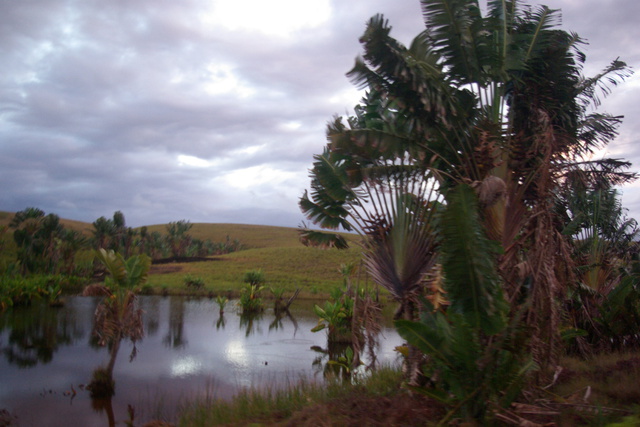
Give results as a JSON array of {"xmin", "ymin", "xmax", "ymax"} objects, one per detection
[{"xmin": 301, "ymin": 0, "xmax": 635, "ymax": 382}]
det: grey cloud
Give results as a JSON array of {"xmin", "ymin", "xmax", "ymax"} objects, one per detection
[{"xmin": 1, "ymin": 0, "xmax": 639, "ymax": 228}]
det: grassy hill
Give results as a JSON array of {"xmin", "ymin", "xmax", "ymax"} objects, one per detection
[
  {"xmin": 144, "ymin": 223, "xmax": 364, "ymax": 297},
  {"xmin": 1, "ymin": 211, "xmax": 366, "ymax": 298},
  {"xmin": 0, "ymin": 211, "xmax": 92, "ymax": 234},
  {"xmin": 144, "ymin": 222, "xmax": 305, "ymax": 249}
]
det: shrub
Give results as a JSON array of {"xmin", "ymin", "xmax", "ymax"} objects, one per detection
[
  {"xmin": 239, "ymin": 283, "xmax": 265, "ymax": 314},
  {"xmin": 184, "ymin": 274, "xmax": 205, "ymax": 289}
]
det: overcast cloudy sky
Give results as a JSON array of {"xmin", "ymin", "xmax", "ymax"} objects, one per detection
[{"xmin": 1, "ymin": 0, "xmax": 639, "ymax": 228}]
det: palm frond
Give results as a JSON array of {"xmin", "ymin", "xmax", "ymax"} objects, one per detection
[
  {"xmin": 441, "ymin": 184, "xmax": 507, "ymax": 335},
  {"xmin": 362, "ymin": 183, "xmax": 442, "ymax": 301},
  {"xmin": 420, "ymin": 0, "xmax": 489, "ymax": 85},
  {"xmin": 297, "ymin": 227, "xmax": 350, "ymax": 249},
  {"xmin": 518, "ymin": 5, "xmax": 564, "ymax": 63},
  {"xmin": 577, "ymin": 113, "xmax": 623, "ymax": 154},
  {"xmin": 578, "ymin": 59, "xmax": 633, "ymax": 108},
  {"xmin": 561, "ymin": 158, "xmax": 637, "ymax": 189}
]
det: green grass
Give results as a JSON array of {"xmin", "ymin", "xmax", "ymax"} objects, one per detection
[
  {"xmin": 146, "ymin": 245, "xmax": 367, "ymax": 298},
  {"xmin": 144, "ymin": 222, "xmax": 307, "ymax": 249},
  {"xmin": 1, "ymin": 212, "xmax": 366, "ymax": 298},
  {"xmin": 135, "ymin": 221, "xmax": 366, "ymax": 297},
  {"xmin": 175, "ymin": 352, "xmax": 640, "ymax": 427}
]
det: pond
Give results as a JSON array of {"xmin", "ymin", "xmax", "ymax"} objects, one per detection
[{"xmin": 0, "ymin": 296, "xmax": 403, "ymax": 426}]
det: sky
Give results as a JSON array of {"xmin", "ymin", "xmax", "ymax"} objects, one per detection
[{"xmin": 1, "ymin": 0, "xmax": 639, "ymax": 228}]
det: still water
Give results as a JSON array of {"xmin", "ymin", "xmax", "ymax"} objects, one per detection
[{"xmin": 0, "ymin": 296, "xmax": 402, "ymax": 426}]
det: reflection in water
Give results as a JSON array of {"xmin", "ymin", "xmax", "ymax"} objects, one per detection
[
  {"xmin": 216, "ymin": 313, "xmax": 226, "ymax": 330},
  {"xmin": 311, "ymin": 341, "xmax": 354, "ymax": 381},
  {"xmin": 225, "ymin": 340, "xmax": 249, "ymax": 370},
  {"xmin": 145, "ymin": 296, "xmax": 160, "ymax": 337},
  {"xmin": 164, "ymin": 297, "xmax": 187, "ymax": 348},
  {"xmin": 0, "ymin": 301, "xmax": 86, "ymax": 367},
  {"xmin": 269, "ymin": 310, "xmax": 299, "ymax": 335},
  {"xmin": 0, "ymin": 296, "xmax": 402, "ymax": 426},
  {"xmin": 171, "ymin": 356, "xmax": 202, "ymax": 377},
  {"xmin": 239, "ymin": 311, "xmax": 263, "ymax": 337},
  {"xmin": 91, "ymin": 395, "xmax": 116, "ymax": 427}
]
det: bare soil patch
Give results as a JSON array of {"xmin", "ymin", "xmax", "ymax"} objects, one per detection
[
  {"xmin": 149, "ymin": 264, "xmax": 183, "ymax": 275},
  {"xmin": 149, "ymin": 256, "xmax": 222, "ymax": 275}
]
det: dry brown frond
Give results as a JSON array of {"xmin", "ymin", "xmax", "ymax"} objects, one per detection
[
  {"xmin": 351, "ymin": 291, "xmax": 383, "ymax": 370},
  {"xmin": 82, "ymin": 283, "xmax": 111, "ymax": 297}
]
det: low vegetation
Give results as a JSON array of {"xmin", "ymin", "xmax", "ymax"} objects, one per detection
[
  {"xmin": 176, "ymin": 365, "xmax": 443, "ymax": 426},
  {"xmin": 1, "ymin": 209, "xmax": 363, "ymax": 304},
  {"xmin": 174, "ymin": 351, "xmax": 640, "ymax": 426}
]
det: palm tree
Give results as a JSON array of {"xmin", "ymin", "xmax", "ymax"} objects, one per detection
[
  {"xmin": 557, "ymin": 180, "xmax": 639, "ymax": 353},
  {"xmin": 56, "ymin": 229, "xmax": 89, "ymax": 275},
  {"xmin": 92, "ymin": 216, "xmax": 115, "ymax": 251},
  {"xmin": 166, "ymin": 220, "xmax": 193, "ymax": 258},
  {"xmin": 301, "ymin": 0, "xmax": 635, "ymax": 374},
  {"xmin": 10, "ymin": 208, "xmax": 63, "ymax": 274},
  {"xmin": 89, "ymin": 249, "xmax": 150, "ymax": 398},
  {"xmin": 300, "ymin": 105, "xmax": 443, "ymax": 323},
  {"xmin": 396, "ymin": 184, "xmax": 532, "ymax": 423}
]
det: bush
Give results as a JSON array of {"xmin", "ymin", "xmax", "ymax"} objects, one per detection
[
  {"xmin": 239, "ymin": 283, "xmax": 265, "ymax": 314},
  {"xmin": 184, "ymin": 274, "xmax": 205, "ymax": 289}
]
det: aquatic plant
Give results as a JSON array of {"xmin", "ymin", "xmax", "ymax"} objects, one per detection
[
  {"xmin": 239, "ymin": 283, "xmax": 265, "ymax": 314},
  {"xmin": 215, "ymin": 295, "xmax": 228, "ymax": 314}
]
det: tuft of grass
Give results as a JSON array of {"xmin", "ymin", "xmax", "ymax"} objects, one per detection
[{"xmin": 178, "ymin": 379, "xmax": 325, "ymax": 426}]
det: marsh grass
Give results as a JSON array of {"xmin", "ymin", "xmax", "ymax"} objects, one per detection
[{"xmin": 177, "ymin": 365, "xmax": 403, "ymax": 426}]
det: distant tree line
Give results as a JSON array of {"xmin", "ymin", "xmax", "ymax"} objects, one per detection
[{"xmin": 1, "ymin": 208, "xmax": 244, "ymax": 277}]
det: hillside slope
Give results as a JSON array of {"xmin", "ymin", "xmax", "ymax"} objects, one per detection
[{"xmin": 1, "ymin": 211, "xmax": 365, "ymax": 296}]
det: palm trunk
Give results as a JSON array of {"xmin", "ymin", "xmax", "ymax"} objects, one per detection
[
  {"xmin": 397, "ymin": 298, "xmax": 426, "ymax": 386},
  {"xmin": 106, "ymin": 333, "xmax": 122, "ymax": 378}
]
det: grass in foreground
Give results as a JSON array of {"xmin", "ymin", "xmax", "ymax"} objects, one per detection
[
  {"xmin": 549, "ymin": 351, "xmax": 640, "ymax": 408},
  {"xmin": 176, "ymin": 366, "xmax": 443, "ymax": 427},
  {"xmin": 173, "ymin": 351, "xmax": 640, "ymax": 427}
]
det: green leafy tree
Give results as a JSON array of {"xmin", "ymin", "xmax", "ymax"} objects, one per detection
[
  {"xmin": 56, "ymin": 229, "xmax": 89, "ymax": 275},
  {"xmin": 92, "ymin": 211, "xmax": 136, "ymax": 257},
  {"xmin": 92, "ymin": 216, "xmax": 115, "ymax": 251}
]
